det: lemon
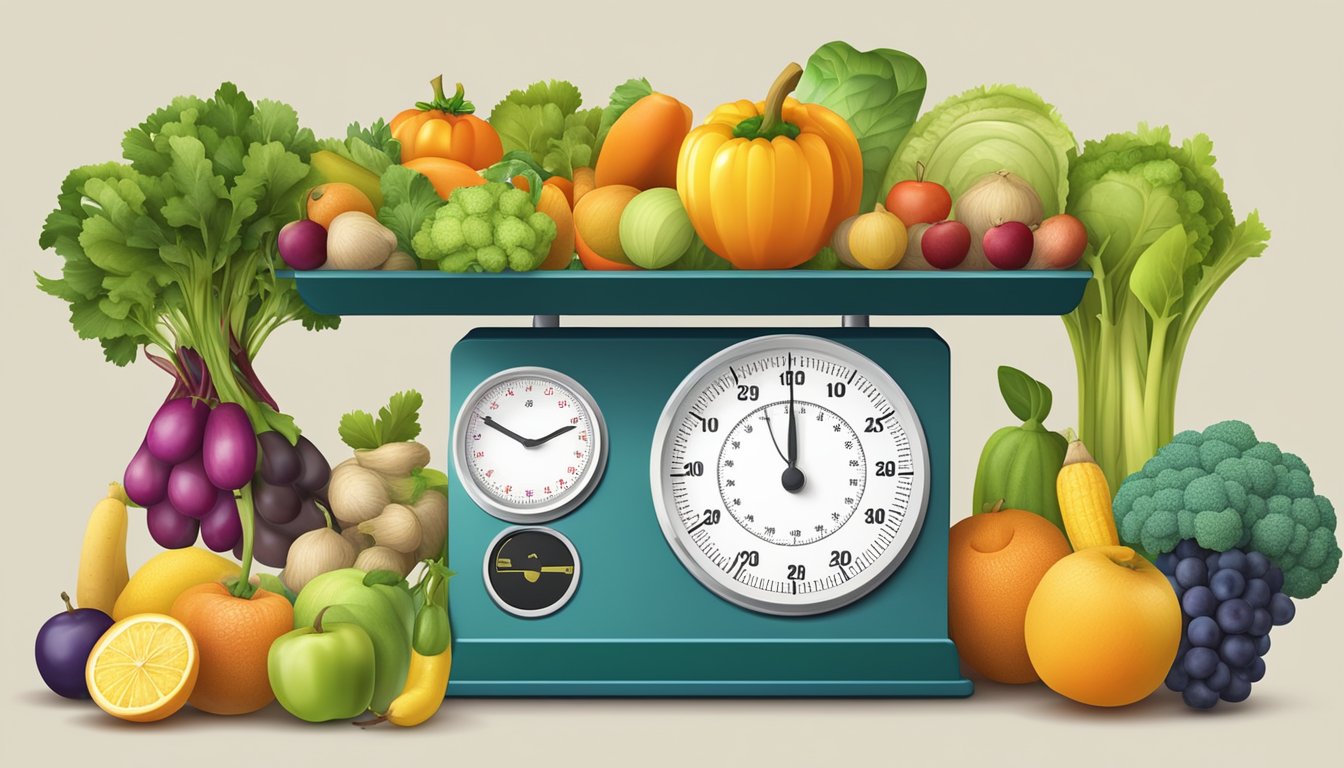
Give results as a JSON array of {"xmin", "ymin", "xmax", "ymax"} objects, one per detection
[
  {"xmin": 86, "ymin": 613, "xmax": 199, "ymax": 722},
  {"xmin": 113, "ymin": 548, "xmax": 239, "ymax": 620}
]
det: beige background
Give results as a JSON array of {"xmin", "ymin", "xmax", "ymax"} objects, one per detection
[{"xmin": 3, "ymin": 0, "xmax": 1341, "ymax": 764}]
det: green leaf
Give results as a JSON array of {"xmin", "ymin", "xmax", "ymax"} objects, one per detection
[
  {"xmin": 256, "ymin": 573, "xmax": 297, "ymax": 604},
  {"xmin": 997, "ymin": 366, "xmax": 1053, "ymax": 424},
  {"xmin": 378, "ymin": 164, "xmax": 445, "ymax": 254},
  {"xmin": 346, "ymin": 118, "xmax": 401, "ymax": 164},
  {"xmin": 488, "ymin": 81, "xmax": 601, "ymax": 180},
  {"xmin": 1130, "ymin": 224, "xmax": 1192, "ymax": 321},
  {"xmin": 338, "ymin": 409, "xmax": 381, "ymax": 451},
  {"xmin": 379, "ymin": 390, "xmax": 424, "ymax": 444},
  {"xmin": 796, "ymin": 42, "xmax": 927, "ymax": 212},
  {"xmin": 593, "ymin": 78, "xmax": 652, "ymax": 159},
  {"xmin": 362, "ymin": 570, "xmax": 406, "ymax": 588}
]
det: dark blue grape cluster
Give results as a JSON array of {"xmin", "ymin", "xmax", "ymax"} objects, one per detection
[{"xmin": 1157, "ymin": 539, "xmax": 1296, "ymax": 709}]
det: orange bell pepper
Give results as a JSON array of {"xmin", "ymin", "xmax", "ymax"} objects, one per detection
[
  {"xmin": 391, "ymin": 76, "xmax": 503, "ymax": 170},
  {"xmin": 676, "ymin": 63, "xmax": 862, "ymax": 270}
]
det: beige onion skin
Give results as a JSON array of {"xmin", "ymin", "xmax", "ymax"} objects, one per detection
[{"xmin": 953, "ymin": 171, "xmax": 1043, "ymax": 270}]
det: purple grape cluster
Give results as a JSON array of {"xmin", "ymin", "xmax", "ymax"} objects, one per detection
[
  {"xmin": 123, "ymin": 397, "xmax": 332, "ymax": 563},
  {"xmin": 1157, "ymin": 539, "xmax": 1296, "ymax": 709}
]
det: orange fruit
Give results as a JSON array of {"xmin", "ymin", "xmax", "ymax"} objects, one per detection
[
  {"xmin": 169, "ymin": 583, "xmax": 293, "ymax": 715},
  {"xmin": 575, "ymin": 226, "xmax": 639, "ymax": 270},
  {"xmin": 1025, "ymin": 546, "xmax": 1182, "ymax": 706},
  {"xmin": 307, "ymin": 182, "xmax": 376, "ymax": 228},
  {"xmin": 948, "ymin": 506, "xmax": 1071, "ymax": 683},
  {"xmin": 574, "ymin": 184, "xmax": 640, "ymax": 264},
  {"xmin": 404, "ymin": 156, "xmax": 485, "ymax": 200},
  {"xmin": 86, "ymin": 613, "xmax": 199, "ymax": 722}
]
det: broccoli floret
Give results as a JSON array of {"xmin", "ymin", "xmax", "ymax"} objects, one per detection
[
  {"xmin": 476, "ymin": 245, "xmax": 507, "ymax": 273},
  {"xmin": 1114, "ymin": 420, "xmax": 1340, "ymax": 599},
  {"xmin": 454, "ymin": 185, "xmax": 495, "ymax": 216},
  {"xmin": 528, "ymin": 210, "xmax": 558, "ymax": 247},
  {"xmin": 497, "ymin": 187, "xmax": 532, "ymax": 218},
  {"xmin": 495, "ymin": 217, "xmax": 537, "ymax": 253},
  {"xmin": 507, "ymin": 247, "xmax": 538, "ymax": 272},
  {"xmin": 439, "ymin": 202, "xmax": 466, "ymax": 221},
  {"xmin": 462, "ymin": 217, "xmax": 493, "ymax": 248},
  {"xmin": 438, "ymin": 249, "xmax": 479, "ymax": 273},
  {"xmin": 431, "ymin": 216, "xmax": 466, "ymax": 254}
]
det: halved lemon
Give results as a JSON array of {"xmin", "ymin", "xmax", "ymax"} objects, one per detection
[{"xmin": 85, "ymin": 613, "xmax": 199, "ymax": 722}]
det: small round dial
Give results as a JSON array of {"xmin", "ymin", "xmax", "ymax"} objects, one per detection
[
  {"xmin": 454, "ymin": 367, "xmax": 607, "ymax": 523},
  {"xmin": 651, "ymin": 335, "xmax": 930, "ymax": 616}
]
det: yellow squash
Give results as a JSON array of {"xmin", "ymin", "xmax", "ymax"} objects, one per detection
[
  {"xmin": 676, "ymin": 63, "xmax": 862, "ymax": 270},
  {"xmin": 76, "ymin": 483, "xmax": 130, "ymax": 614},
  {"xmin": 1057, "ymin": 434, "xmax": 1119, "ymax": 550}
]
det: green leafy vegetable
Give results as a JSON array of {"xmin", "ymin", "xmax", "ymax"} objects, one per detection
[
  {"xmin": 318, "ymin": 119, "xmax": 400, "ymax": 176},
  {"xmin": 796, "ymin": 42, "xmax": 926, "ymax": 212},
  {"xmin": 593, "ymin": 78, "xmax": 652, "ymax": 159},
  {"xmin": 665, "ymin": 238, "xmax": 733, "ymax": 270},
  {"xmin": 488, "ymin": 81, "xmax": 602, "ymax": 180},
  {"xmin": 378, "ymin": 164, "xmax": 444, "ymax": 255},
  {"xmin": 1062, "ymin": 125, "xmax": 1270, "ymax": 489},
  {"xmin": 884, "ymin": 84, "xmax": 1076, "ymax": 219},
  {"xmin": 339, "ymin": 390, "xmax": 425, "ymax": 451}
]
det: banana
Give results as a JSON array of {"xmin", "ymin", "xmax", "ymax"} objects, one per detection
[{"xmin": 76, "ymin": 483, "xmax": 130, "ymax": 614}]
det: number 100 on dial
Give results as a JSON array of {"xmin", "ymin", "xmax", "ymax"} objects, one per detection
[{"xmin": 650, "ymin": 336, "xmax": 931, "ymax": 616}]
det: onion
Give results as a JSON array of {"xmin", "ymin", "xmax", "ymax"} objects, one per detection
[{"xmin": 953, "ymin": 171, "xmax": 1043, "ymax": 270}]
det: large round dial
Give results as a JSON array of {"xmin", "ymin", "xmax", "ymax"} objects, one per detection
[
  {"xmin": 454, "ymin": 367, "xmax": 607, "ymax": 523},
  {"xmin": 650, "ymin": 336, "xmax": 930, "ymax": 616}
]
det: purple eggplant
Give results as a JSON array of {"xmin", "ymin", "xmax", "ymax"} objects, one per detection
[
  {"xmin": 145, "ymin": 397, "xmax": 210, "ymax": 465},
  {"xmin": 35, "ymin": 593, "xmax": 114, "ymax": 699},
  {"xmin": 147, "ymin": 501, "xmax": 200, "ymax": 549},
  {"xmin": 124, "ymin": 440, "xmax": 171, "ymax": 507},
  {"xmin": 258, "ymin": 431, "xmax": 301, "ymax": 486},
  {"xmin": 200, "ymin": 491, "xmax": 242, "ymax": 552},
  {"xmin": 293, "ymin": 435, "xmax": 331, "ymax": 493},
  {"xmin": 202, "ymin": 403, "xmax": 257, "ymax": 491},
  {"xmin": 278, "ymin": 219, "xmax": 328, "ymax": 270},
  {"xmin": 253, "ymin": 476, "xmax": 301, "ymax": 525},
  {"xmin": 167, "ymin": 454, "xmax": 217, "ymax": 518}
]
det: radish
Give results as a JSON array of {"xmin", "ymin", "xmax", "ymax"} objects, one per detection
[
  {"xmin": 147, "ymin": 500, "xmax": 199, "ymax": 549},
  {"xmin": 146, "ymin": 397, "xmax": 209, "ymax": 464},
  {"xmin": 983, "ymin": 222, "xmax": 1035, "ymax": 270},
  {"xmin": 167, "ymin": 454, "xmax": 217, "ymax": 519},
  {"xmin": 124, "ymin": 441, "xmax": 171, "ymax": 507},
  {"xmin": 278, "ymin": 219, "xmax": 328, "ymax": 270}
]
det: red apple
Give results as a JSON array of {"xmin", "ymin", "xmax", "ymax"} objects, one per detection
[
  {"xmin": 1029, "ymin": 214, "xmax": 1088, "ymax": 269},
  {"xmin": 920, "ymin": 220, "xmax": 971, "ymax": 269},
  {"xmin": 885, "ymin": 166, "xmax": 952, "ymax": 227},
  {"xmin": 983, "ymin": 221, "xmax": 1034, "ymax": 270}
]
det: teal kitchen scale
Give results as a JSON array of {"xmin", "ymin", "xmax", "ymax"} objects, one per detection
[{"xmin": 291, "ymin": 269, "xmax": 1088, "ymax": 696}]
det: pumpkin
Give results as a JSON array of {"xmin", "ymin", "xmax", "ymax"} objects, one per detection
[
  {"xmin": 676, "ymin": 63, "xmax": 862, "ymax": 270},
  {"xmin": 391, "ymin": 76, "xmax": 503, "ymax": 170},
  {"xmin": 594, "ymin": 94, "xmax": 692, "ymax": 190}
]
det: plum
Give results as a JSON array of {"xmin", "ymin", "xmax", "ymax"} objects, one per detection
[
  {"xmin": 921, "ymin": 220, "xmax": 971, "ymax": 269},
  {"xmin": 35, "ymin": 593, "xmax": 114, "ymax": 699}
]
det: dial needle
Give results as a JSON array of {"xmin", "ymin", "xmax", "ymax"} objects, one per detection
[
  {"xmin": 527, "ymin": 424, "xmax": 577, "ymax": 447},
  {"xmin": 782, "ymin": 369, "xmax": 805, "ymax": 493},
  {"xmin": 482, "ymin": 416, "xmax": 531, "ymax": 446}
]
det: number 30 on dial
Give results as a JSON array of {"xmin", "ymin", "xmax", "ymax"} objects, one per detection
[{"xmin": 650, "ymin": 336, "xmax": 931, "ymax": 616}]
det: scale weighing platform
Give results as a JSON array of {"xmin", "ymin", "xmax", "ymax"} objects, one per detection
[{"xmin": 292, "ymin": 269, "xmax": 1089, "ymax": 697}]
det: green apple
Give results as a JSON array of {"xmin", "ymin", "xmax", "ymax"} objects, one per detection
[{"xmin": 268, "ymin": 606, "xmax": 376, "ymax": 722}]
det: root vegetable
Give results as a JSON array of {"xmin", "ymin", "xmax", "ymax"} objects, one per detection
[
  {"xmin": 954, "ymin": 171, "xmax": 1043, "ymax": 270},
  {"xmin": 325, "ymin": 212, "xmax": 396, "ymax": 270},
  {"xmin": 358, "ymin": 504, "xmax": 423, "ymax": 554},
  {"xmin": 342, "ymin": 526, "xmax": 374, "ymax": 552},
  {"xmin": 328, "ymin": 462, "xmax": 390, "ymax": 525},
  {"xmin": 354, "ymin": 545, "xmax": 413, "ymax": 577},
  {"xmin": 355, "ymin": 441, "xmax": 430, "ymax": 477},
  {"xmin": 410, "ymin": 491, "xmax": 447, "ymax": 561},
  {"xmin": 381, "ymin": 251, "xmax": 418, "ymax": 271},
  {"xmin": 283, "ymin": 528, "xmax": 358, "ymax": 593},
  {"xmin": 831, "ymin": 204, "xmax": 908, "ymax": 270}
]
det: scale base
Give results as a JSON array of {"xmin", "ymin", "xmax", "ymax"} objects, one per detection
[{"xmin": 446, "ymin": 638, "xmax": 972, "ymax": 698}]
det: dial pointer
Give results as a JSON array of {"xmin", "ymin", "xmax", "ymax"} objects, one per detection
[
  {"xmin": 525, "ymin": 424, "xmax": 578, "ymax": 447},
  {"xmin": 782, "ymin": 367, "xmax": 805, "ymax": 493},
  {"xmin": 483, "ymin": 416, "xmax": 531, "ymax": 446}
]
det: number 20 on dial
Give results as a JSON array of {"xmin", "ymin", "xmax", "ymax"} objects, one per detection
[{"xmin": 650, "ymin": 336, "xmax": 931, "ymax": 615}]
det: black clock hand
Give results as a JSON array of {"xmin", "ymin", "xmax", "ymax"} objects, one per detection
[
  {"xmin": 761, "ymin": 409, "xmax": 788, "ymax": 463},
  {"xmin": 782, "ymin": 361, "xmax": 805, "ymax": 493},
  {"xmin": 482, "ymin": 416, "xmax": 531, "ymax": 446},
  {"xmin": 525, "ymin": 424, "xmax": 577, "ymax": 447}
]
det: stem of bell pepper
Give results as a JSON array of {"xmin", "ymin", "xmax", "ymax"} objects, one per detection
[{"xmin": 759, "ymin": 63, "xmax": 802, "ymax": 135}]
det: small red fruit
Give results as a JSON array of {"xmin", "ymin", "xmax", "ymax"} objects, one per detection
[
  {"xmin": 983, "ymin": 221, "xmax": 1034, "ymax": 270},
  {"xmin": 885, "ymin": 162, "xmax": 952, "ymax": 227},
  {"xmin": 277, "ymin": 220, "xmax": 328, "ymax": 271},
  {"xmin": 920, "ymin": 220, "xmax": 971, "ymax": 270}
]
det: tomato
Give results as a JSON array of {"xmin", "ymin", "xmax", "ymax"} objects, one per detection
[{"xmin": 885, "ymin": 178, "xmax": 953, "ymax": 227}]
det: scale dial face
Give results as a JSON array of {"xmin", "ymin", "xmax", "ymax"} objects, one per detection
[
  {"xmin": 650, "ymin": 336, "xmax": 931, "ymax": 616},
  {"xmin": 454, "ymin": 367, "xmax": 608, "ymax": 524}
]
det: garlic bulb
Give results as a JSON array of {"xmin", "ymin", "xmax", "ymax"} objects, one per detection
[
  {"xmin": 356, "ymin": 441, "xmax": 430, "ymax": 477},
  {"xmin": 326, "ymin": 211, "xmax": 396, "ymax": 270},
  {"xmin": 953, "ymin": 171, "xmax": 1043, "ymax": 270},
  {"xmin": 282, "ymin": 527, "xmax": 356, "ymax": 593},
  {"xmin": 355, "ymin": 545, "xmax": 414, "ymax": 577},
  {"xmin": 382, "ymin": 251, "xmax": 418, "ymax": 271},
  {"xmin": 358, "ymin": 503, "xmax": 423, "ymax": 554},
  {"xmin": 410, "ymin": 490, "xmax": 448, "ymax": 560},
  {"xmin": 328, "ymin": 462, "xmax": 390, "ymax": 525},
  {"xmin": 341, "ymin": 525, "xmax": 374, "ymax": 552}
]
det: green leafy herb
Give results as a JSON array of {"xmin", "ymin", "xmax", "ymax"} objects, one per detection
[
  {"xmin": 593, "ymin": 78, "xmax": 652, "ymax": 159},
  {"xmin": 378, "ymin": 164, "xmax": 444, "ymax": 255},
  {"xmin": 488, "ymin": 81, "xmax": 603, "ymax": 179},
  {"xmin": 339, "ymin": 390, "xmax": 425, "ymax": 450},
  {"xmin": 796, "ymin": 42, "xmax": 926, "ymax": 212}
]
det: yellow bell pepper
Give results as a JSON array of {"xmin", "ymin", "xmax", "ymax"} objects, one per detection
[{"xmin": 676, "ymin": 63, "xmax": 862, "ymax": 270}]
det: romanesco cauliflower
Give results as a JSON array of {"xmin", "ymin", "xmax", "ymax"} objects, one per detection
[{"xmin": 412, "ymin": 181, "xmax": 556, "ymax": 271}]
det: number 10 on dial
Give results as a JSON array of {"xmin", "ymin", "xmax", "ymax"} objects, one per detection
[{"xmin": 650, "ymin": 336, "xmax": 931, "ymax": 616}]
